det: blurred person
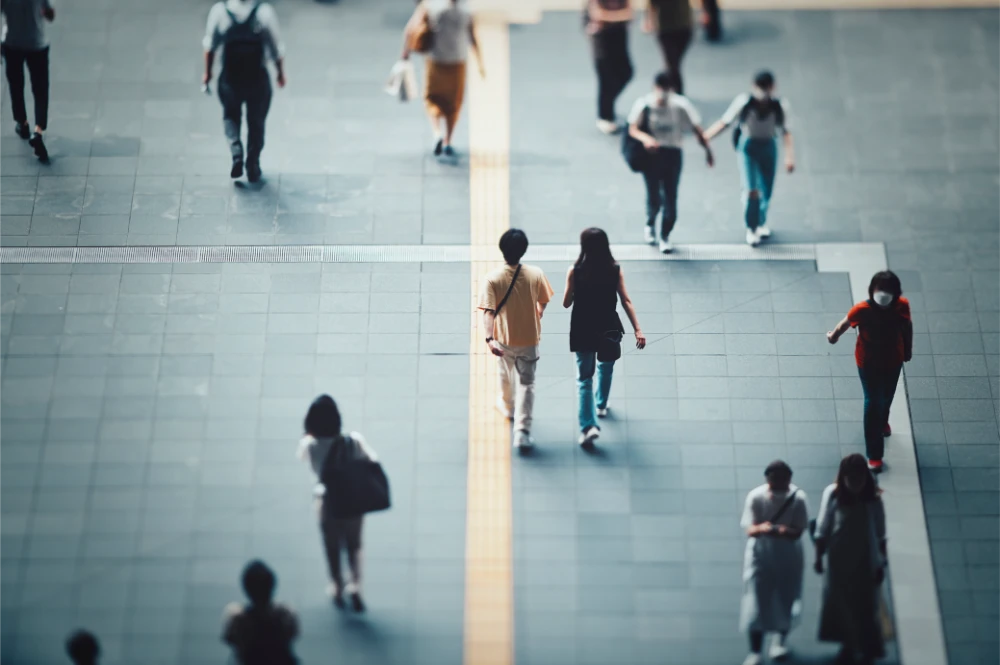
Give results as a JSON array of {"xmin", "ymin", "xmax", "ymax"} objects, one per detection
[
  {"xmin": 703, "ymin": 70, "xmax": 794, "ymax": 246},
  {"xmin": 563, "ymin": 228, "xmax": 645, "ymax": 449},
  {"xmin": 478, "ymin": 229, "xmax": 554, "ymax": 452},
  {"xmin": 700, "ymin": 0, "xmax": 722, "ymax": 42},
  {"xmin": 401, "ymin": 0, "xmax": 483, "ymax": 156},
  {"xmin": 826, "ymin": 271, "xmax": 912, "ymax": 473},
  {"xmin": 299, "ymin": 394, "xmax": 378, "ymax": 612},
  {"xmin": 65, "ymin": 630, "xmax": 99, "ymax": 665},
  {"xmin": 222, "ymin": 560, "xmax": 299, "ymax": 665},
  {"xmin": 627, "ymin": 71, "xmax": 713, "ymax": 253},
  {"xmin": 584, "ymin": 0, "xmax": 634, "ymax": 134},
  {"xmin": 2, "ymin": 0, "xmax": 55, "ymax": 161},
  {"xmin": 739, "ymin": 461, "xmax": 809, "ymax": 665},
  {"xmin": 202, "ymin": 0, "xmax": 286, "ymax": 183},
  {"xmin": 814, "ymin": 454, "xmax": 888, "ymax": 665},
  {"xmin": 643, "ymin": 0, "xmax": 692, "ymax": 95}
]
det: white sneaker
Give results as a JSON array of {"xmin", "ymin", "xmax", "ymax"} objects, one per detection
[
  {"xmin": 495, "ymin": 398, "xmax": 512, "ymax": 420},
  {"xmin": 659, "ymin": 239, "xmax": 673, "ymax": 254},
  {"xmin": 756, "ymin": 224, "xmax": 772, "ymax": 238},
  {"xmin": 596, "ymin": 119, "xmax": 619, "ymax": 135},
  {"xmin": 643, "ymin": 226, "xmax": 656, "ymax": 245},
  {"xmin": 768, "ymin": 643, "xmax": 790, "ymax": 661},
  {"xmin": 578, "ymin": 426, "xmax": 600, "ymax": 448},
  {"xmin": 514, "ymin": 430, "xmax": 534, "ymax": 451},
  {"xmin": 746, "ymin": 229, "xmax": 760, "ymax": 247},
  {"xmin": 596, "ymin": 405, "xmax": 609, "ymax": 418},
  {"xmin": 741, "ymin": 654, "xmax": 762, "ymax": 665}
]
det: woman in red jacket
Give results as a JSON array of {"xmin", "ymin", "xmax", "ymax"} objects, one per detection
[{"xmin": 827, "ymin": 271, "xmax": 913, "ymax": 473}]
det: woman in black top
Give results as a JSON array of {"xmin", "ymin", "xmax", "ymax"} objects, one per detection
[
  {"xmin": 585, "ymin": 0, "xmax": 634, "ymax": 134},
  {"xmin": 563, "ymin": 228, "xmax": 646, "ymax": 449}
]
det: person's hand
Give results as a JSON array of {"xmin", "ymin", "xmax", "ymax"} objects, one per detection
[
  {"xmin": 814, "ymin": 559, "xmax": 824, "ymax": 575},
  {"xmin": 774, "ymin": 524, "xmax": 789, "ymax": 537},
  {"xmin": 276, "ymin": 71, "xmax": 286, "ymax": 88},
  {"xmin": 585, "ymin": 20, "xmax": 601, "ymax": 35},
  {"xmin": 42, "ymin": 6, "xmax": 55, "ymax": 20},
  {"xmin": 826, "ymin": 331, "xmax": 838, "ymax": 345},
  {"xmin": 875, "ymin": 567, "xmax": 885, "ymax": 585},
  {"xmin": 785, "ymin": 158, "xmax": 795, "ymax": 174},
  {"xmin": 634, "ymin": 331, "xmax": 646, "ymax": 350},
  {"xmin": 642, "ymin": 137, "xmax": 659, "ymax": 151},
  {"xmin": 705, "ymin": 150, "xmax": 714, "ymax": 167},
  {"xmin": 478, "ymin": 63, "xmax": 486, "ymax": 79},
  {"xmin": 202, "ymin": 71, "xmax": 212, "ymax": 86},
  {"xmin": 487, "ymin": 340, "xmax": 504, "ymax": 357}
]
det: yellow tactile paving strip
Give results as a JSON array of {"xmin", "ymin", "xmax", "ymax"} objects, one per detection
[{"xmin": 464, "ymin": 16, "xmax": 515, "ymax": 665}]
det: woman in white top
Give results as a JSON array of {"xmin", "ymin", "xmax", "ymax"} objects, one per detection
[
  {"xmin": 298, "ymin": 394, "xmax": 377, "ymax": 613},
  {"xmin": 627, "ymin": 71, "xmax": 713, "ymax": 254},
  {"xmin": 402, "ymin": 0, "xmax": 483, "ymax": 157},
  {"xmin": 703, "ymin": 70, "xmax": 795, "ymax": 247},
  {"xmin": 813, "ymin": 453, "xmax": 888, "ymax": 665}
]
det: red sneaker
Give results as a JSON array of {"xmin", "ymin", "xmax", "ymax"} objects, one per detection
[
  {"xmin": 868, "ymin": 459, "xmax": 883, "ymax": 473},
  {"xmin": 883, "ymin": 423, "xmax": 891, "ymax": 437}
]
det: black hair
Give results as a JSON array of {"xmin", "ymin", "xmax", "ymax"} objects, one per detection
[
  {"xmin": 753, "ymin": 70, "xmax": 775, "ymax": 90},
  {"xmin": 868, "ymin": 270, "xmax": 903, "ymax": 301},
  {"xmin": 66, "ymin": 630, "xmax": 100, "ymax": 664},
  {"xmin": 764, "ymin": 460, "xmax": 792, "ymax": 479},
  {"xmin": 499, "ymin": 229, "xmax": 529, "ymax": 265},
  {"xmin": 574, "ymin": 227, "xmax": 618, "ymax": 284},
  {"xmin": 654, "ymin": 71, "xmax": 674, "ymax": 91},
  {"xmin": 242, "ymin": 560, "xmax": 277, "ymax": 606},
  {"xmin": 833, "ymin": 453, "xmax": 879, "ymax": 504},
  {"xmin": 305, "ymin": 394, "xmax": 341, "ymax": 438}
]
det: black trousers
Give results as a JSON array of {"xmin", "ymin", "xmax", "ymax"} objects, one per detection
[
  {"xmin": 702, "ymin": 0, "xmax": 722, "ymax": 38},
  {"xmin": 643, "ymin": 147, "xmax": 683, "ymax": 240},
  {"xmin": 591, "ymin": 24, "xmax": 632, "ymax": 122},
  {"xmin": 4, "ymin": 46, "xmax": 49, "ymax": 130},
  {"xmin": 858, "ymin": 363, "xmax": 902, "ymax": 462},
  {"xmin": 218, "ymin": 71, "xmax": 272, "ymax": 163},
  {"xmin": 655, "ymin": 29, "xmax": 692, "ymax": 95}
]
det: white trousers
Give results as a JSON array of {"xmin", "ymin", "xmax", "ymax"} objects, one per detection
[{"xmin": 496, "ymin": 343, "xmax": 539, "ymax": 433}]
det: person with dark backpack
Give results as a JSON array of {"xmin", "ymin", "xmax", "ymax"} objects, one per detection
[
  {"xmin": 202, "ymin": 0, "xmax": 285, "ymax": 183},
  {"xmin": 222, "ymin": 561, "xmax": 299, "ymax": 665},
  {"xmin": 703, "ymin": 70, "xmax": 795, "ymax": 246},
  {"xmin": 826, "ymin": 271, "xmax": 913, "ymax": 473}
]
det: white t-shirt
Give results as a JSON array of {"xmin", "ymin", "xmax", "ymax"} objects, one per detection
[
  {"xmin": 721, "ymin": 93, "xmax": 790, "ymax": 139},
  {"xmin": 627, "ymin": 92, "xmax": 701, "ymax": 149},
  {"xmin": 426, "ymin": 0, "xmax": 471, "ymax": 64},
  {"xmin": 740, "ymin": 483, "xmax": 809, "ymax": 531}
]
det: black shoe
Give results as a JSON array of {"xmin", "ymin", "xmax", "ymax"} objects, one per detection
[
  {"xmin": 230, "ymin": 157, "xmax": 244, "ymax": 179},
  {"xmin": 433, "ymin": 139, "xmax": 443, "ymax": 156},
  {"xmin": 350, "ymin": 592, "xmax": 365, "ymax": 613},
  {"xmin": 246, "ymin": 160, "xmax": 261, "ymax": 183},
  {"xmin": 15, "ymin": 123, "xmax": 30, "ymax": 140},
  {"xmin": 28, "ymin": 132, "xmax": 48, "ymax": 161},
  {"xmin": 443, "ymin": 145, "xmax": 455, "ymax": 157}
]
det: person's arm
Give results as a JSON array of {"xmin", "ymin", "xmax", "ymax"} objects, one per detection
[
  {"xmin": 900, "ymin": 300, "xmax": 913, "ymax": 361},
  {"xmin": 562, "ymin": 267, "xmax": 574, "ymax": 309},
  {"xmin": 703, "ymin": 94, "xmax": 745, "ymax": 141},
  {"xmin": 629, "ymin": 113, "xmax": 658, "ymax": 150},
  {"xmin": 617, "ymin": 268, "xmax": 646, "ymax": 349},
  {"xmin": 259, "ymin": 6, "xmax": 286, "ymax": 87},
  {"xmin": 783, "ymin": 131, "xmax": 795, "ymax": 173},
  {"xmin": 536, "ymin": 273, "xmax": 553, "ymax": 320},
  {"xmin": 642, "ymin": 1, "xmax": 656, "ymax": 32},
  {"xmin": 401, "ymin": 3, "xmax": 427, "ymax": 60},
  {"xmin": 481, "ymin": 309, "xmax": 504, "ymax": 357},
  {"xmin": 203, "ymin": 50, "xmax": 215, "ymax": 86},
  {"xmin": 202, "ymin": 6, "xmax": 220, "ymax": 86},
  {"xmin": 42, "ymin": 0, "xmax": 54, "ymax": 21},
  {"xmin": 827, "ymin": 315, "xmax": 851, "ymax": 344},
  {"xmin": 692, "ymin": 125, "xmax": 714, "ymax": 167},
  {"xmin": 468, "ymin": 18, "xmax": 484, "ymax": 77},
  {"xmin": 352, "ymin": 433, "xmax": 379, "ymax": 463}
]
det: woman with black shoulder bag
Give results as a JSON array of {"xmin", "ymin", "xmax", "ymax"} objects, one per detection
[{"xmin": 562, "ymin": 228, "xmax": 646, "ymax": 450}]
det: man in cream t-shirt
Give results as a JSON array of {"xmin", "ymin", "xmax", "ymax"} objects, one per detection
[
  {"xmin": 478, "ymin": 229, "xmax": 554, "ymax": 451},
  {"xmin": 627, "ymin": 71, "xmax": 714, "ymax": 254}
]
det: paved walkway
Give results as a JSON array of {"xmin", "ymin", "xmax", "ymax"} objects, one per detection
[{"xmin": 0, "ymin": 2, "xmax": 996, "ymax": 665}]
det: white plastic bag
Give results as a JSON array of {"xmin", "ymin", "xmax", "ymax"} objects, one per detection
[{"xmin": 384, "ymin": 60, "xmax": 418, "ymax": 102}]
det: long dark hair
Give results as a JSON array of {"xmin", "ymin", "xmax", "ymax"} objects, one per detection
[
  {"xmin": 304, "ymin": 394, "xmax": 341, "ymax": 438},
  {"xmin": 574, "ymin": 228, "xmax": 617, "ymax": 283},
  {"xmin": 833, "ymin": 453, "xmax": 879, "ymax": 504}
]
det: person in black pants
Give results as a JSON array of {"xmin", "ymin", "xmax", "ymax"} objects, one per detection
[
  {"xmin": 585, "ymin": 0, "xmax": 633, "ymax": 134},
  {"xmin": 2, "ymin": 0, "xmax": 55, "ymax": 161}
]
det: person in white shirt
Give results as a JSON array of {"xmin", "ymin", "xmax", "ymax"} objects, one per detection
[
  {"xmin": 202, "ymin": 0, "xmax": 286, "ymax": 183},
  {"xmin": 627, "ymin": 71, "xmax": 713, "ymax": 254},
  {"xmin": 739, "ymin": 460, "xmax": 810, "ymax": 665},
  {"xmin": 703, "ymin": 70, "xmax": 795, "ymax": 247}
]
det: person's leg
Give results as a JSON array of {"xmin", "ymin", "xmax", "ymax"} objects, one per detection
[
  {"xmin": 858, "ymin": 366, "xmax": 883, "ymax": 462},
  {"xmin": 321, "ymin": 517, "xmax": 345, "ymax": 596},
  {"xmin": 749, "ymin": 630, "xmax": 764, "ymax": 654},
  {"xmin": 756, "ymin": 138, "xmax": 778, "ymax": 228},
  {"xmin": 344, "ymin": 517, "xmax": 364, "ymax": 596},
  {"xmin": 595, "ymin": 359, "xmax": 615, "ymax": 411},
  {"xmin": 443, "ymin": 63, "xmax": 466, "ymax": 149},
  {"xmin": 217, "ymin": 76, "xmax": 245, "ymax": 172},
  {"xmin": 660, "ymin": 29, "xmax": 692, "ymax": 95},
  {"xmin": 642, "ymin": 163, "xmax": 663, "ymax": 240},
  {"xmin": 497, "ymin": 349, "xmax": 515, "ymax": 415},
  {"xmin": 244, "ymin": 75, "xmax": 272, "ymax": 178},
  {"xmin": 739, "ymin": 139, "xmax": 763, "ymax": 231},
  {"xmin": 513, "ymin": 346, "xmax": 538, "ymax": 434},
  {"xmin": 661, "ymin": 147, "xmax": 683, "ymax": 240},
  {"xmin": 882, "ymin": 363, "xmax": 903, "ymax": 426},
  {"xmin": 613, "ymin": 27, "xmax": 634, "ymax": 107},
  {"xmin": 4, "ymin": 49, "xmax": 29, "ymax": 135},
  {"xmin": 701, "ymin": 0, "xmax": 722, "ymax": 40},
  {"xmin": 576, "ymin": 352, "xmax": 598, "ymax": 432},
  {"xmin": 25, "ymin": 47, "xmax": 49, "ymax": 133},
  {"xmin": 594, "ymin": 55, "xmax": 616, "ymax": 123}
]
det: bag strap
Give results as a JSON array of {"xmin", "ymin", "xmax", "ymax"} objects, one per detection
[
  {"xmin": 769, "ymin": 488, "xmax": 799, "ymax": 524},
  {"xmin": 493, "ymin": 264, "xmax": 522, "ymax": 317}
]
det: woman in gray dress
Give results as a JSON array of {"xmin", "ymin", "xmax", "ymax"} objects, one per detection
[{"xmin": 813, "ymin": 453, "xmax": 888, "ymax": 665}]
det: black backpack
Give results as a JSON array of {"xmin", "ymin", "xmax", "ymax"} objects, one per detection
[
  {"xmin": 731, "ymin": 96, "xmax": 785, "ymax": 149},
  {"xmin": 621, "ymin": 106, "xmax": 651, "ymax": 173},
  {"xmin": 222, "ymin": 4, "xmax": 266, "ymax": 83},
  {"xmin": 233, "ymin": 607, "xmax": 298, "ymax": 665}
]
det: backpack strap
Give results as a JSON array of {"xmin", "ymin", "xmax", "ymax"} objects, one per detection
[{"xmin": 769, "ymin": 489, "xmax": 799, "ymax": 524}]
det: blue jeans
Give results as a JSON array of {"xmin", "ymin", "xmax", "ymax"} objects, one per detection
[
  {"xmin": 858, "ymin": 364, "xmax": 902, "ymax": 462},
  {"xmin": 576, "ymin": 352, "xmax": 615, "ymax": 432},
  {"xmin": 738, "ymin": 136, "xmax": 777, "ymax": 231}
]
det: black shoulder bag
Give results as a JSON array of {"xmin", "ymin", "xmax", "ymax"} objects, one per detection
[{"xmin": 621, "ymin": 106, "xmax": 651, "ymax": 173}]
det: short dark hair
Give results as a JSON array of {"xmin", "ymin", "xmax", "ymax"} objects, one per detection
[
  {"xmin": 868, "ymin": 270, "xmax": 902, "ymax": 300},
  {"xmin": 654, "ymin": 71, "xmax": 673, "ymax": 91},
  {"xmin": 764, "ymin": 460, "xmax": 792, "ymax": 480},
  {"xmin": 753, "ymin": 70, "xmax": 775, "ymax": 90},
  {"xmin": 242, "ymin": 560, "xmax": 277, "ymax": 606},
  {"xmin": 499, "ymin": 229, "xmax": 529, "ymax": 265},
  {"xmin": 66, "ymin": 630, "xmax": 100, "ymax": 664},
  {"xmin": 305, "ymin": 394, "xmax": 341, "ymax": 438}
]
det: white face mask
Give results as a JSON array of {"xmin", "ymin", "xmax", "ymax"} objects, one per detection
[{"xmin": 873, "ymin": 291, "xmax": 894, "ymax": 307}]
